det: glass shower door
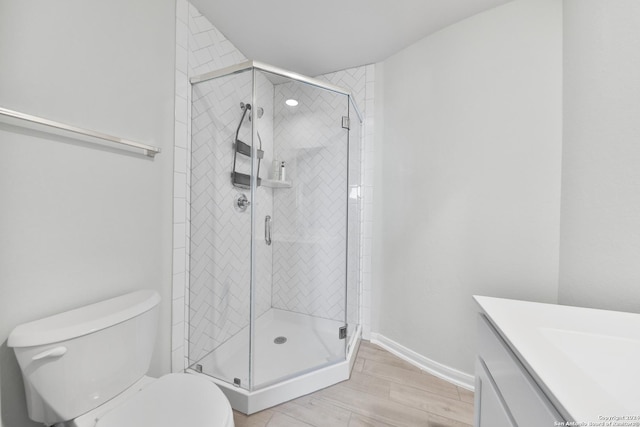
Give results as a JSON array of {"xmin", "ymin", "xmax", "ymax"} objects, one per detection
[
  {"xmin": 249, "ymin": 70, "xmax": 351, "ymax": 390},
  {"xmin": 189, "ymin": 69, "xmax": 253, "ymax": 390},
  {"xmin": 346, "ymin": 96, "xmax": 362, "ymax": 347}
]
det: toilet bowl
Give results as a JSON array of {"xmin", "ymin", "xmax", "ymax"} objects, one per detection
[
  {"xmin": 8, "ymin": 290, "xmax": 234, "ymax": 427},
  {"xmin": 73, "ymin": 374, "xmax": 233, "ymax": 427}
]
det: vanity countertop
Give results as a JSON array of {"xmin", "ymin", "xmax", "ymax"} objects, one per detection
[{"xmin": 474, "ymin": 296, "xmax": 640, "ymax": 424}]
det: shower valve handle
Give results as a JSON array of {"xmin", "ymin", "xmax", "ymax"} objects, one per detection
[{"xmin": 235, "ymin": 193, "xmax": 250, "ymax": 212}]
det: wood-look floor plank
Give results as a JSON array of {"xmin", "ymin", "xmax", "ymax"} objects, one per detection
[
  {"xmin": 458, "ymin": 387, "xmax": 475, "ymax": 404},
  {"xmin": 424, "ymin": 414, "xmax": 473, "ymax": 427},
  {"xmin": 340, "ymin": 370, "xmax": 392, "ymax": 398},
  {"xmin": 272, "ymin": 398, "xmax": 352, "ymax": 427},
  {"xmin": 348, "ymin": 413, "xmax": 395, "ymax": 427},
  {"xmin": 362, "ymin": 359, "xmax": 460, "ymax": 400},
  {"xmin": 267, "ymin": 412, "xmax": 314, "ymax": 426},
  {"xmin": 233, "ymin": 340, "xmax": 475, "ymax": 427},
  {"xmin": 315, "ymin": 381, "xmax": 440, "ymax": 427},
  {"xmin": 353, "ymin": 356, "xmax": 365, "ymax": 373},
  {"xmin": 389, "ymin": 382, "xmax": 474, "ymax": 425},
  {"xmin": 233, "ymin": 409, "xmax": 274, "ymax": 427}
]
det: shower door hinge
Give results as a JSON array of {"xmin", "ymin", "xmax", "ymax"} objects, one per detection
[
  {"xmin": 233, "ymin": 378, "xmax": 241, "ymax": 387},
  {"xmin": 339, "ymin": 326, "xmax": 347, "ymax": 340},
  {"xmin": 342, "ymin": 116, "xmax": 350, "ymax": 130}
]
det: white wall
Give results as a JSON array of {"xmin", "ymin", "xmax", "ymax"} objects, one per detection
[
  {"xmin": 0, "ymin": 1, "xmax": 175, "ymax": 426},
  {"xmin": 372, "ymin": 0, "xmax": 562, "ymax": 377},
  {"xmin": 559, "ymin": 1, "xmax": 640, "ymax": 311}
]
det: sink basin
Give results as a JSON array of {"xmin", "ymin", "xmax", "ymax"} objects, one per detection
[
  {"xmin": 540, "ymin": 327, "xmax": 640, "ymax": 410},
  {"xmin": 474, "ymin": 295, "xmax": 640, "ymax": 422}
]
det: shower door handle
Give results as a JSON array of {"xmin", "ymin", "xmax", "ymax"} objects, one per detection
[{"xmin": 265, "ymin": 215, "xmax": 272, "ymax": 246}]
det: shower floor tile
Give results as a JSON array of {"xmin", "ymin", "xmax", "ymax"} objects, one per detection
[{"xmin": 196, "ymin": 308, "xmax": 345, "ymax": 389}]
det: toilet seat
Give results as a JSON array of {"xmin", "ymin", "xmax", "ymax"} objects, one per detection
[{"xmin": 94, "ymin": 374, "xmax": 233, "ymax": 427}]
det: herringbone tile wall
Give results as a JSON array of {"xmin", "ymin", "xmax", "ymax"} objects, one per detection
[
  {"xmin": 316, "ymin": 67, "xmax": 367, "ymax": 335},
  {"xmin": 254, "ymin": 72, "xmax": 276, "ymax": 324},
  {"xmin": 189, "ymin": 68, "xmax": 362, "ymax": 366},
  {"xmin": 271, "ymin": 80, "xmax": 350, "ymax": 321},
  {"xmin": 317, "ymin": 67, "xmax": 367, "ymax": 117},
  {"xmin": 189, "ymin": 71, "xmax": 276, "ymax": 364},
  {"xmin": 190, "ymin": 72, "xmax": 252, "ymax": 363},
  {"xmin": 173, "ymin": 0, "xmax": 374, "ymax": 373},
  {"xmin": 347, "ymin": 108, "xmax": 362, "ymax": 338}
]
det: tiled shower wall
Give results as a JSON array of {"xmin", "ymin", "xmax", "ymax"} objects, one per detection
[
  {"xmin": 271, "ymin": 81, "xmax": 350, "ymax": 321},
  {"xmin": 189, "ymin": 71, "xmax": 275, "ymax": 363},
  {"xmin": 172, "ymin": 0, "xmax": 375, "ymax": 372},
  {"xmin": 173, "ymin": 0, "xmax": 251, "ymax": 371},
  {"xmin": 315, "ymin": 67, "xmax": 371, "ymax": 335}
]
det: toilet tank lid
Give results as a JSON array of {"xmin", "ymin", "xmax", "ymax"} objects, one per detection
[{"xmin": 8, "ymin": 290, "xmax": 161, "ymax": 348}]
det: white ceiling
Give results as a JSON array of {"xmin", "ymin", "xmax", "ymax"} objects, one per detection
[{"xmin": 190, "ymin": 0, "xmax": 513, "ymax": 77}]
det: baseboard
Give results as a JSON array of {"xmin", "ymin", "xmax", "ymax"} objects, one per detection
[{"xmin": 369, "ymin": 333, "xmax": 475, "ymax": 391}]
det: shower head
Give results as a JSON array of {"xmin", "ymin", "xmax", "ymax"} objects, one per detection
[{"xmin": 240, "ymin": 102, "xmax": 251, "ymax": 111}]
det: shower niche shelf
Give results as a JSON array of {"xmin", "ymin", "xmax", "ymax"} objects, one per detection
[{"xmin": 262, "ymin": 179, "xmax": 291, "ymax": 189}]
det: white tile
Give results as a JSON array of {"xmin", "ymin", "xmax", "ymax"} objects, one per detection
[
  {"xmin": 175, "ymin": 121, "xmax": 187, "ymax": 149},
  {"xmin": 188, "ymin": 51, "xmax": 198, "ymax": 72},
  {"xmin": 175, "ymin": 95, "xmax": 188, "ymax": 124},
  {"xmin": 176, "ymin": 20, "xmax": 189, "ymax": 49},
  {"xmin": 173, "ymin": 223, "xmax": 186, "ymax": 248},
  {"xmin": 193, "ymin": 48, "xmax": 213, "ymax": 70},
  {"xmin": 175, "ymin": 69, "xmax": 188, "ymax": 99},
  {"xmin": 187, "ymin": 2, "xmax": 199, "ymax": 19},
  {"xmin": 366, "ymin": 64, "xmax": 375, "ymax": 81},
  {"xmin": 172, "ymin": 347, "xmax": 185, "ymax": 373},
  {"xmin": 174, "ymin": 172, "xmax": 187, "ymax": 199},
  {"xmin": 176, "ymin": 0, "xmax": 188, "ymax": 24},
  {"xmin": 173, "ymin": 247, "xmax": 186, "ymax": 274},
  {"xmin": 172, "ymin": 321, "xmax": 184, "ymax": 351},
  {"xmin": 194, "ymin": 15, "xmax": 214, "ymax": 33},
  {"xmin": 232, "ymin": 50, "xmax": 247, "ymax": 63},
  {"xmin": 174, "ymin": 198, "xmax": 186, "ymax": 224},
  {"xmin": 173, "ymin": 272, "xmax": 185, "ymax": 299},
  {"xmin": 172, "ymin": 297, "xmax": 185, "ymax": 325},
  {"xmin": 175, "ymin": 45, "xmax": 188, "ymax": 75},
  {"xmin": 174, "ymin": 146, "xmax": 187, "ymax": 174},
  {"xmin": 192, "ymin": 32, "xmax": 212, "ymax": 50},
  {"xmin": 182, "ymin": 40, "xmax": 374, "ymax": 361}
]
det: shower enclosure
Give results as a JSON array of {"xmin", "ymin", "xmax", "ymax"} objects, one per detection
[{"xmin": 187, "ymin": 61, "xmax": 362, "ymax": 413}]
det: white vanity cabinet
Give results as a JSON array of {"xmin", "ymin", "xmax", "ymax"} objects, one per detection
[
  {"xmin": 475, "ymin": 357, "xmax": 515, "ymax": 426},
  {"xmin": 475, "ymin": 315, "xmax": 565, "ymax": 427},
  {"xmin": 474, "ymin": 295, "xmax": 640, "ymax": 424}
]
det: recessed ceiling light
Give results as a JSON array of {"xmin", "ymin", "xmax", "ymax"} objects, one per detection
[{"xmin": 285, "ymin": 99, "xmax": 298, "ymax": 107}]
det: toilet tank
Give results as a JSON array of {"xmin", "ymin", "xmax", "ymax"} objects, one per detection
[{"xmin": 8, "ymin": 290, "xmax": 161, "ymax": 426}]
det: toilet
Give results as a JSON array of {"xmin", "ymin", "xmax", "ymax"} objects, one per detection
[{"xmin": 8, "ymin": 290, "xmax": 234, "ymax": 427}]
